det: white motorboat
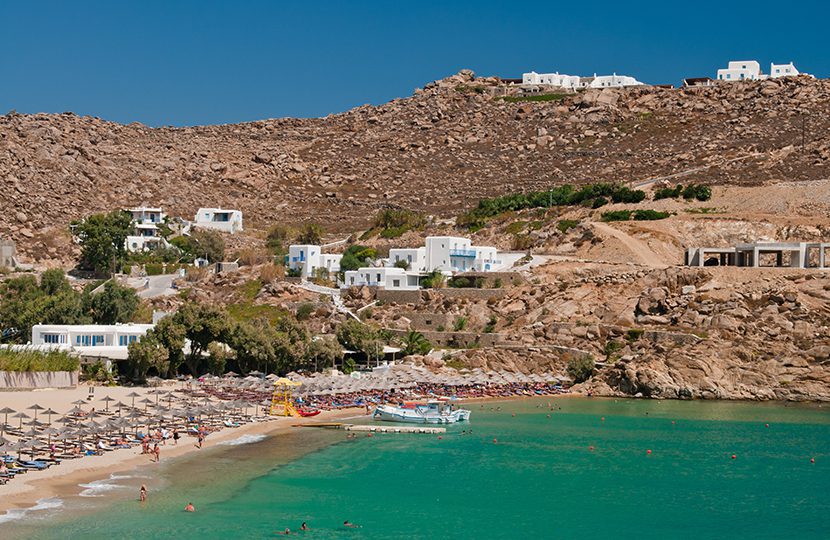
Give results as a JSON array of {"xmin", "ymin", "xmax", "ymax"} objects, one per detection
[{"xmin": 373, "ymin": 400, "xmax": 471, "ymax": 424}]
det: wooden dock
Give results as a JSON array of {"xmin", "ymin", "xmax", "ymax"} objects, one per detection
[{"xmin": 295, "ymin": 422, "xmax": 445, "ymax": 434}]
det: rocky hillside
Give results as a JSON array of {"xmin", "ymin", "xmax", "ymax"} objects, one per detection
[{"xmin": 2, "ymin": 70, "xmax": 830, "ymax": 262}]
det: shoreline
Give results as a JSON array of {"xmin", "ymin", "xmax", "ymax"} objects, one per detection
[{"xmin": 0, "ymin": 407, "xmax": 365, "ymax": 517}]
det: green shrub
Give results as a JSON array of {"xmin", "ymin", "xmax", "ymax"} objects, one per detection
[
  {"xmin": 556, "ymin": 219, "xmax": 579, "ymax": 233},
  {"xmin": 296, "ymin": 302, "xmax": 315, "ymax": 321},
  {"xmin": 653, "ymin": 184, "xmax": 684, "ymax": 200},
  {"xmin": 505, "ymin": 221, "xmax": 527, "ymax": 235},
  {"xmin": 682, "ymin": 184, "xmax": 712, "ymax": 201},
  {"xmin": 457, "ymin": 183, "xmax": 646, "ymax": 229},
  {"xmin": 592, "ymin": 197, "xmax": 609, "ymax": 209},
  {"xmin": 633, "ymin": 209, "xmax": 671, "ymax": 221},
  {"xmin": 601, "ymin": 210, "xmax": 632, "ymax": 222},
  {"xmin": 566, "ymin": 355, "xmax": 595, "ymax": 383},
  {"xmin": 453, "ymin": 316, "xmax": 468, "ymax": 331},
  {"xmin": 145, "ymin": 263, "xmax": 164, "ymax": 276},
  {"xmin": 483, "ymin": 314, "xmax": 498, "ymax": 333},
  {"xmin": 122, "ymin": 264, "xmax": 132, "ymax": 275}
]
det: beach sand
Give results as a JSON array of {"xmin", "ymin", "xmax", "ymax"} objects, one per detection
[{"xmin": 0, "ymin": 384, "xmax": 364, "ymax": 515}]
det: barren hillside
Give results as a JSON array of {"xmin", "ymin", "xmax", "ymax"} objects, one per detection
[{"xmin": 2, "ymin": 70, "xmax": 829, "ymax": 262}]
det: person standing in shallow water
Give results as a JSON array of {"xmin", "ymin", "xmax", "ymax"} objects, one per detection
[{"xmin": 139, "ymin": 484, "xmax": 147, "ymax": 502}]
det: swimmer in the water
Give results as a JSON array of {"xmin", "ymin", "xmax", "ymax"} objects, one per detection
[
  {"xmin": 344, "ymin": 520, "xmax": 360, "ymax": 528},
  {"xmin": 184, "ymin": 502, "xmax": 195, "ymax": 512}
]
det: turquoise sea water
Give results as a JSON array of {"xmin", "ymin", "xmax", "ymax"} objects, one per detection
[{"xmin": 4, "ymin": 398, "xmax": 829, "ymax": 539}]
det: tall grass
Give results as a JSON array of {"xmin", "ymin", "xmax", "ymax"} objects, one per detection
[{"xmin": 0, "ymin": 349, "xmax": 80, "ymax": 372}]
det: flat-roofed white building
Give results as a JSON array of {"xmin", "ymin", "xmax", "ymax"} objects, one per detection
[
  {"xmin": 287, "ymin": 244, "xmax": 342, "ymax": 278},
  {"xmin": 194, "ymin": 208, "xmax": 243, "ymax": 234},
  {"xmin": 425, "ymin": 236, "xmax": 502, "ymax": 273},
  {"xmin": 388, "ymin": 247, "xmax": 426, "ymax": 271},
  {"xmin": 716, "ymin": 60, "xmax": 763, "ymax": 81},
  {"xmin": 31, "ymin": 323, "xmax": 154, "ymax": 360},
  {"xmin": 343, "ymin": 267, "xmax": 421, "ymax": 290},
  {"xmin": 522, "ymin": 71, "xmax": 582, "ymax": 89}
]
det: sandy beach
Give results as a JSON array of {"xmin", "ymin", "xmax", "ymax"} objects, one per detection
[{"xmin": 0, "ymin": 384, "xmax": 363, "ymax": 516}]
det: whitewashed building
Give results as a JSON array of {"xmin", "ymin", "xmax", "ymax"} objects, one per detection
[
  {"xmin": 522, "ymin": 71, "xmax": 582, "ymax": 89},
  {"xmin": 589, "ymin": 73, "xmax": 644, "ymax": 88},
  {"xmin": 424, "ymin": 236, "xmax": 501, "ymax": 273},
  {"xmin": 343, "ymin": 267, "xmax": 421, "ymax": 290},
  {"xmin": 194, "ymin": 208, "xmax": 243, "ymax": 234},
  {"xmin": 287, "ymin": 244, "xmax": 342, "ymax": 278},
  {"xmin": 523, "ymin": 70, "xmax": 644, "ymax": 89},
  {"xmin": 388, "ymin": 247, "xmax": 427, "ymax": 271},
  {"xmin": 716, "ymin": 60, "xmax": 763, "ymax": 82},
  {"xmin": 125, "ymin": 206, "xmax": 167, "ymax": 252},
  {"xmin": 31, "ymin": 323, "xmax": 154, "ymax": 361},
  {"xmin": 769, "ymin": 62, "xmax": 799, "ymax": 78}
]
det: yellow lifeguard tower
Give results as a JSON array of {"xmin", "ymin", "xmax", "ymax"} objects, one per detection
[{"xmin": 270, "ymin": 377, "xmax": 302, "ymax": 417}]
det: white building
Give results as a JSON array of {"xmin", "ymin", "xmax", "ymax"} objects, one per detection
[
  {"xmin": 589, "ymin": 73, "xmax": 644, "ymax": 88},
  {"xmin": 769, "ymin": 62, "xmax": 799, "ymax": 78},
  {"xmin": 522, "ymin": 71, "xmax": 582, "ymax": 89},
  {"xmin": 31, "ymin": 323, "xmax": 154, "ymax": 361},
  {"xmin": 522, "ymin": 70, "xmax": 644, "ymax": 89},
  {"xmin": 424, "ymin": 236, "xmax": 501, "ymax": 273},
  {"xmin": 125, "ymin": 206, "xmax": 167, "ymax": 252},
  {"xmin": 388, "ymin": 247, "xmax": 427, "ymax": 271},
  {"xmin": 343, "ymin": 267, "xmax": 421, "ymax": 290},
  {"xmin": 287, "ymin": 245, "xmax": 342, "ymax": 278},
  {"xmin": 716, "ymin": 60, "xmax": 763, "ymax": 82},
  {"xmin": 194, "ymin": 208, "xmax": 243, "ymax": 234}
]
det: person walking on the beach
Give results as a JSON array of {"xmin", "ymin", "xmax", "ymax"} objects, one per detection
[
  {"xmin": 196, "ymin": 430, "xmax": 204, "ymax": 449},
  {"xmin": 139, "ymin": 484, "xmax": 147, "ymax": 502},
  {"xmin": 153, "ymin": 443, "xmax": 161, "ymax": 462},
  {"xmin": 173, "ymin": 429, "xmax": 180, "ymax": 445}
]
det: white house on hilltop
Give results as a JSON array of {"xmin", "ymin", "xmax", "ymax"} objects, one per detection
[
  {"xmin": 716, "ymin": 60, "xmax": 802, "ymax": 82},
  {"xmin": 286, "ymin": 245, "xmax": 342, "ymax": 278},
  {"xmin": 194, "ymin": 208, "xmax": 243, "ymax": 234},
  {"xmin": 522, "ymin": 71, "xmax": 582, "ymax": 89},
  {"xmin": 522, "ymin": 70, "xmax": 644, "ymax": 89},
  {"xmin": 388, "ymin": 247, "xmax": 427, "ymax": 271},
  {"xmin": 125, "ymin": 206, "xmax": 168, "ymax": 252},
  {"xmin": 769, "ymin": 62, "xmax": 799, "ymax": 78}
]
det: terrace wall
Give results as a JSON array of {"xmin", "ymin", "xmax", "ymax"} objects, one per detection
[{"xmin": 0, "ymin": 370, "xmax": 79, "ymax": 389}]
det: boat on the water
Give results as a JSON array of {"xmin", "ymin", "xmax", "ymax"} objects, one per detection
[{"xmin": 373, "ymin": 400, "xmax": 471, "ymax": 424}]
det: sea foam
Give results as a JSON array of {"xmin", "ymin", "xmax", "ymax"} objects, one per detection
[
  {"xmin": 0, "ymin": 497, "xmax": 64, "ymax": 524},
  {"xmin": 78, "ymin": 473, "xmax": 133, "ymax": 497},
  {"xmin": 218, "ymin": 434, "xmax": 267, "ymax": 446}
]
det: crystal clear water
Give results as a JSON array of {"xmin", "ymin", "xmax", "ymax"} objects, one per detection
[{"xmin": 5, "ymin": 398, "xmax": 829, "ymax": 539}]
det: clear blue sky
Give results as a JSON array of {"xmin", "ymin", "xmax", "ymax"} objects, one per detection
[{"xmin": 1, "ymin": 0, "xmax": 826, "ymax": 127}]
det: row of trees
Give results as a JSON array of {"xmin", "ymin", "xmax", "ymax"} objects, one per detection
[
  {"xmin": 126, "ymin": 308, "xmax": 435, "ymax": 383},
  {"xmin": 0, "ymin": 270, "xmax": 140, "ymax": 342},
  {"xmin": 126, "ymin": 302, "xmax": 344, "ymax": 382}
]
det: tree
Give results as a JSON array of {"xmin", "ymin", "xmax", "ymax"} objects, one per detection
[
  {"xmin": 305, "ymin": 336, "xmax": 343, "ymax": 371},
  {"xmin": 188, "ymin": 228, "xmax": 225, "ymax": 263},
  {"xmin": 339, "ymin": 245, "xmax": 378, "ymax": 273},
  {"xmin": 174, "ymin": 303, "xmax": 231, "ymax": 376},
  {"xmin": 566, "ymin": 355, "xmax": 595, "ymax": 384},
  {"xmin": 40, "ymin": 269, "xmax": 72, "ymax": 295},
  {"xmin": 126, "ymin": 334, "xmax": 169, "ymax": 383},
  {"xmin": 0, "ymin": 274, "xmax": 88, "ymax": 343},
  {"xmin": 400, "ymin": 330, "xmax": 432, "ymax": 356},
  {"xmin": 336, "ymin": 320, "xmax": 385, "ymax": 361},
  {"xmin": 295, "ymin": 223, "xmax": 323, "ymax": 245},
  {"xmin": 393, "ymin": 259, "xmax": 410, "ymax": 270},
  {"xmin": 229, "ymin": 319, "xmax": 279, "ymax": 375},
  {"xmin": 74, "ymin": 210, "xmax": 133, "ymax": 276},
  {"xmin": 152, "ymin": 316, "xmax": 187, "ymax": 378},
  {"xmin": 83, "ymin": 280, "xmax": 139, "ymax": 324}
]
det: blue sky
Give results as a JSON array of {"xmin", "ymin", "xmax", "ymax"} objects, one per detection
[{"xmin": 1, "ymin": 1, "xmax": 826, "ymax": 126}]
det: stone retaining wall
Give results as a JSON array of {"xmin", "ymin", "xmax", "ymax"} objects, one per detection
[
  {"xmin": 0, "ymin": 371, "xmax": 79, "ymax": 389},
  {"xmin": 385, "ymin": 328, "xmax": 502, "ymax": 348},
  {"xmin": 376, "ymin": 289, "xmax": 421, "ymax": 305},
  {"xmin": 435, "ymin": 288, "xmax": 507, "ymax": 301}
]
